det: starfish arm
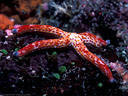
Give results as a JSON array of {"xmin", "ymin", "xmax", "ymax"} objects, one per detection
[
  {"xmin": 13, "ymin": 37, "xmax": 70, "ymax": 56},
  {"xmin": 79, "ymin": 32, "xmax": 107, "ymax": 47},
  {"xmin": 71, "ymin": 39, "xmax": 114, "ymax": 82},
  {"xmin": 12, "ymin": 25, "xmax": 69, "ymax": 37}
]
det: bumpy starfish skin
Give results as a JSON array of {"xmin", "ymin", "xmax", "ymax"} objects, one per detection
[
  {"xmin": 80, "ymin": 32, "xmax": 107, "ymax": 47},
  {"xmin": 12, "ymin": 25, "xmax": 114, "ymax": 82}
]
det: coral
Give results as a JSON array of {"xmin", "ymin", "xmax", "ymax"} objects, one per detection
[
  {"xmin": 0, "ymin": 14, "xmax": 14, "ymax": 30},
  {"xmin": 110, "ymin": 62, "xmax": 128, "ymax": 83},
  {"xmin": 11, "ymin": 15, "xmax": 39, "ymax": 25},
  {"xmin": 16, "ymin": 0, "xmax": 42, "ymax": 15},
  {"xmin": 110, "ymin": 62, "xmax": 128, "ymax": 91}
]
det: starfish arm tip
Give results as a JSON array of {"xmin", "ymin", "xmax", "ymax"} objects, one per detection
[
  {"xmin": 12, "ymin": 29, "xmax": 18, "ymax": 34},
  {"xmin": 109, "ymin": 78, "xmax": 116, "ymax": 83},
  {"xmin": 106, "ymin": 40, "xmax": 110, "ymax": 45},
  {"xmin": 13, "ymin": 51, "xmax": 19, "ymax": 56}
]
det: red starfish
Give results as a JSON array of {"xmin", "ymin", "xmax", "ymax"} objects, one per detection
[{"xmin": 12, "ymin": 25, "xmax": 114, "ymax": 82}]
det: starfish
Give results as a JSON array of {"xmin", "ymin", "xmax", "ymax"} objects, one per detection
[{"xmin": 12, "ymin": 25, "xmax": 114, "ymax": 82}]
